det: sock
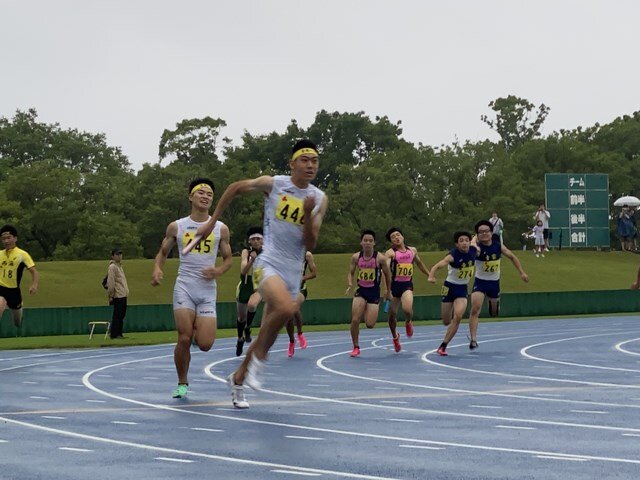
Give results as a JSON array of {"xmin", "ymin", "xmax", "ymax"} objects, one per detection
[
  {"xmin": 246, "ymin": 310, "xmax": 256, "ymax": 329},
  {"xmin": 440, "ymin": 342, "xmax": 448, "ymax": 349},
  {"xmin": 237, "ymin": 320, "xmax": 246, "ymax": 339}
]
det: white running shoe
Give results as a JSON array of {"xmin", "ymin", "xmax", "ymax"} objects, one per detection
[
  {"xmin": 227, "ymin": 374, "xmax": 249, "ymax": 409},
  {"xmin": 244, "ymin": 357, "xmax": 265, "ymax": 391}
]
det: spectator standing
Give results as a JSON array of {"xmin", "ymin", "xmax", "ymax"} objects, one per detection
[
  {"xmin": 489, "ymin": 212, "xmax": 504, "ymax": 244},
  {"xmin": 107, "ymin": 248, "xmax": 129, "ymax": 339},
  {"xmin": 534, "ymin": 203, "xmax": 551, "ymax": 251}
]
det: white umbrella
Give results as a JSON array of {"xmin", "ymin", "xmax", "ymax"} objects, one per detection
[{"xmin": 613, "ymin": 195, "xmax": 640, "ymax": 207}]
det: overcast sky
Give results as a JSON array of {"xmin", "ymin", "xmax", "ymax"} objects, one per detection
[{"xmin": 2, "ymin": 0, "xmax": 639, "ymax": 170}]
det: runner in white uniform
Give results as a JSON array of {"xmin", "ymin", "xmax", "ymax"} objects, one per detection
[
  {"xmin": 151, "ymin": 178, "xmax": 232, "ymax": 399},
  {"xmin": 183, "ymin": 140, "xmax": 329, "ymax": 409}
]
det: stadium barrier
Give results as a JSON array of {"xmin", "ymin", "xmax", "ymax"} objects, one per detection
[{"xmin": 1, "ymin": 289, "xmax": 639, "ymax": 338}]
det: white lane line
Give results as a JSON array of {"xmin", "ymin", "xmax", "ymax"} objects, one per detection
[
  {"xmin": 117, "ymin": 387, "xmax": 136, "ymax": 390},
  {"xmin": 53, "ymin": 372, "xmax": 69, "ymax": 376},
  {"xmin": 96, "ymin": 374, "xmax": 112, "ymax": 378},
  {"xmin": 380, "ymin": 401, "xmax": 409, "ymax": 405},
  {"xmin": 521, "ymin": 333, "xmax": 640, "ymax": 373},
  {"xmin": 496, "ymin": 425, "xmax": 537, "ymax": 431},
  {"xmin": 312, "ymin": 374, "xmax": 330, "ymax": 377},
  {"xmin": 384, "ymin": 419, "xmax": 423, "ymax": 424},
  {"xmin": 622, "ymin": 433, "xmax": 640, "ymax": 437},
  {"xmin": 66, "ymin": 384, "xmax": 84, "ymax": 387},
  {"xmin": 29, "ymin": 396, "xmax": 49, "ymax": 400},
  {"xmin": 191, "ymin": 427, "xmax": 224, "ymax": 432},
  {"xmin": 535, "ymin": 455, "xmax": 588, "ymax": 462},
  {"xmin": 111, "ymin": 421, "xmax": 138, "ymax": 425},
  {"xmin": 142, "ymin": 376, "xmax": 159, "ymax": 380},
  {"xmin": 59, "ymin": 447, "xmax": 93, "ymax": 452},
  {"xmin": 270, "ymin": 470, "xmax": 322, "ymax": 477},
  {"xmin": 534, "ymin": 394, "xmax": 564, "ymax": 397},
  {"xmin": 469, "ymin": 405, "xmax": 503, "ymax": 409},
  {"xmin": 155, "ymin": 457, "xmax": 195, "ymax": 463},
  {"xmin": 398, "ymin": 444, "xmax": 444, "ymax": 450},
  {"xmin": 570, "ymin": 410, "xmax": 609, "ymax": 415},
  {"xmin": 120, "ymin": 367, "xmax": 135, "ymax": 371},
  {"xmin": 0, "ymin": 439, "xmax": 8, "ymax": 443},
  {"xmin": 216, "ymin": 408, "xmax": 237, "ymax": 412},
  {"xmin": 190, "ymin": 379, "xmax": 209, "ymax": 383},
  {"xmin": 86, "ymin": 400, "xmax": 106, "ymax": 403},
  {"xmin": 295, "ymin": 413, "xmax": 327, "ymax": 417},
  {"xmin": 70, "ymin": 338, "xmax": 640, "ymax": 471},
  {"xmin": 42, "ymin": 416, "xmax": 66, "ymax": 420},
  {"xmin": 507, "ymin": 381, "xmax": 534, "ymax": 384},
  {"xmin": 22, "ymin": 381, "xmax": 38, "ymax": 384},
  {"xmin": 284, "ymin": 436, "xmax": 325, "ymax": 441},
  {"xmin": 374, "ymin": 387, "xmax": 399, "ymax": 391},
  {"xmin": 616, "ymin": 338, "xmax": 640, "ymax": 356}
]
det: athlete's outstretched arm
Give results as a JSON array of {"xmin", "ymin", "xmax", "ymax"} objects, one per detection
[
  {"xmin": 412, "ymin": 248, "xmax": 430, "ymax": 275},
  {"xmin": 151, "ymin": 221, "xmax": 177, "ymax": 286},
  {"xmin": 378, "ymin": 254, "xmax": 393, "ymax": 301},
  {"xmin": 202, "ymin": 224, "xmax": 233, "ymax": 279},
  {"xmin": 303, "ymin": 194, "xmax": 328, "ymax": 252},
  {"xmin": 185, "ymin": 176, "xmax": 274, "ymax": 253},
  {"xmin": 501, "ymin": 245, "xmax": 529, "ymax": 282},
  {"xmin": 345, "ymin": 253, "xmax": 358, "ymax": 295},
  {"xmin": 428, "ymin": 255, "xmax": 453, "ymax": 283},
  {"xmin": 27, "ymin": 266, "xmax": 39, "ymax": 295}
]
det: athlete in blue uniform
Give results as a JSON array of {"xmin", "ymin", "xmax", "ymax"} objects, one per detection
[
  {"xmin": 468, "ymin": 220, "xmax": 528, "ymax": 349},
  {"xmin": 428, "ymin": 231, "xmax": 477, "ymax": 356}
]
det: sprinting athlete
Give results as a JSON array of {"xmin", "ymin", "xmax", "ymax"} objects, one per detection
[
  {"xmin": 346, "ymin": 230, "xmax": 392, "ymax": 357},
  {"xmin": 429, "ymin": 231, "xmax": 477, "ymax": 356},
  {"xmin": 286, "ymin": 250, "xmax": 316, "ymax": 357},
  {"xmin": 235, "ymin": 226, "xmax": 264, "ymax": 356},
  {"xmin": 468, "ymin": 220, "xmax": 528, "ymax": 349},
  {"xmin": 384, "ymin": 227, "xmax": 430, "ymax": 352},
  {"xmin": 0, "ymin": 225, "xmax": 39, "ymax": 329},
  {"xmin": 183, "ymin": 139, "xmax": 328, "ymax": 409},
  {"xmin": 151, "ymin": 178, "xmax": 233, "ymax": 399}
]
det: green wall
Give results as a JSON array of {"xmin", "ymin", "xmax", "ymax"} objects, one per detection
[{"xmin": 1, "ymin": 290, "xmax": 639, "ymax": 338}]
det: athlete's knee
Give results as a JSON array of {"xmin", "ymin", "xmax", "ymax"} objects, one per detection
[
  {"xmin": 365, "ymin": 319, "xmax": 376, "ymax": 329},
  {"xmin": 442, "ymin": 317, "xmax": 451, "ymax": 326},
  {"xmin": 177, "ymin": 333, "xmax": 192, "ymax": 346},
  {"xmin": 198, "ymin": 339, "xmax": 214, "ymax": 352}
]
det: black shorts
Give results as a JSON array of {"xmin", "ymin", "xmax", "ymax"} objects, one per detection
[
  {"xmin": 391, "ymin": 281, "xmax": 413, "ymax": 298},
  {"xmin": 355, "ymin": 286, "xmax": 380, "ymax": 304},
  {"xmin": 543, "ymin": 228, "xmax": 550, "ymax": 240},
  {"xmin": 300, "ymin": 288, "xmax": 308, "ymax": 299},
  {"xmin": 0, "ymin": 286, "xmax": 22, "ymax": 310}
]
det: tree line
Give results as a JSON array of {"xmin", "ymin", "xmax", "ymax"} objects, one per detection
[{"xmin": 1, "ymin": 97, "xmax": 639, "ymax": 260}]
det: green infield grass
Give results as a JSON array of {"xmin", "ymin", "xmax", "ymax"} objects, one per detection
[{"xmin": 23, "ymin": 250, "xmax": 640, "ymax": 308}]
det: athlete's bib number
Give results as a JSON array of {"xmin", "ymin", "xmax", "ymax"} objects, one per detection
[
  {"xmin": 276, "ymin": 194, "xmax": 305, "ymax": 226},
  {"xmin": 483, "ymin": 260, "xmax": 500, "ymax": 273},
  {"xmin": 358, "ymin": 268, "xmax": 376, "ymax": 282},
  {"xmin": 253, "ymin": 266, "xmax": 264, "ymax": 288},
  {"xmin": 397, "ymin": 263, "xmax": 413, "ymax": 277},
  {"xmin": 457, "ymin": 266, "xmax": 474, "ymax": 280},
  {"xmin": 182, "ymin": 232, "xmax": 215, "ymax": 255}
]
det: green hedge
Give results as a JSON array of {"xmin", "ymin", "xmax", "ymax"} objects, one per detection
[{"xmin": 2, "ymin": 290, "xmax": 639, "ymax": 338}]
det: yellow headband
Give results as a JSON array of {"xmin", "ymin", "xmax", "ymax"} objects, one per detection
[
  {"xmin": 190, "ymin": 183, "xmax": 213, "ymax": 195},
  {"xmin": 291, "ymin": 147, "xmax": 318, "ymax": 161}
]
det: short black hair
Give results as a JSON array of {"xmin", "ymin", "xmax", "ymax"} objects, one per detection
[
  {"xmin": 111, "ymin": 248, "xmax": 123, "ymax": 255},
  {"xmin": 454, "ymin": 231, "xmax": 472, "ymax": 243},
  {"xmin": 361, "ymin": 229, "xmax": 376, "ymax": 240},
  {"xmin": 246, "ymin": 226, "xmax": 263, "ymax": 238},
  {"xmin": 292, "ymin": 139, "xmax": 318, "ymax": 154},
  {"xmin": 474, "ymin": 220, "xmax": 493, "ymax": 233},
  {"xmin": 385, "ymin": 227, "xmax": 402, "ymax": 242},
  {"xmin": 188, "ymin": 178, "xmax": 215, "ymax": 194},
  {"xmin": 0, "ymin": 225, "xmax": 18, "ymax": 237}
]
